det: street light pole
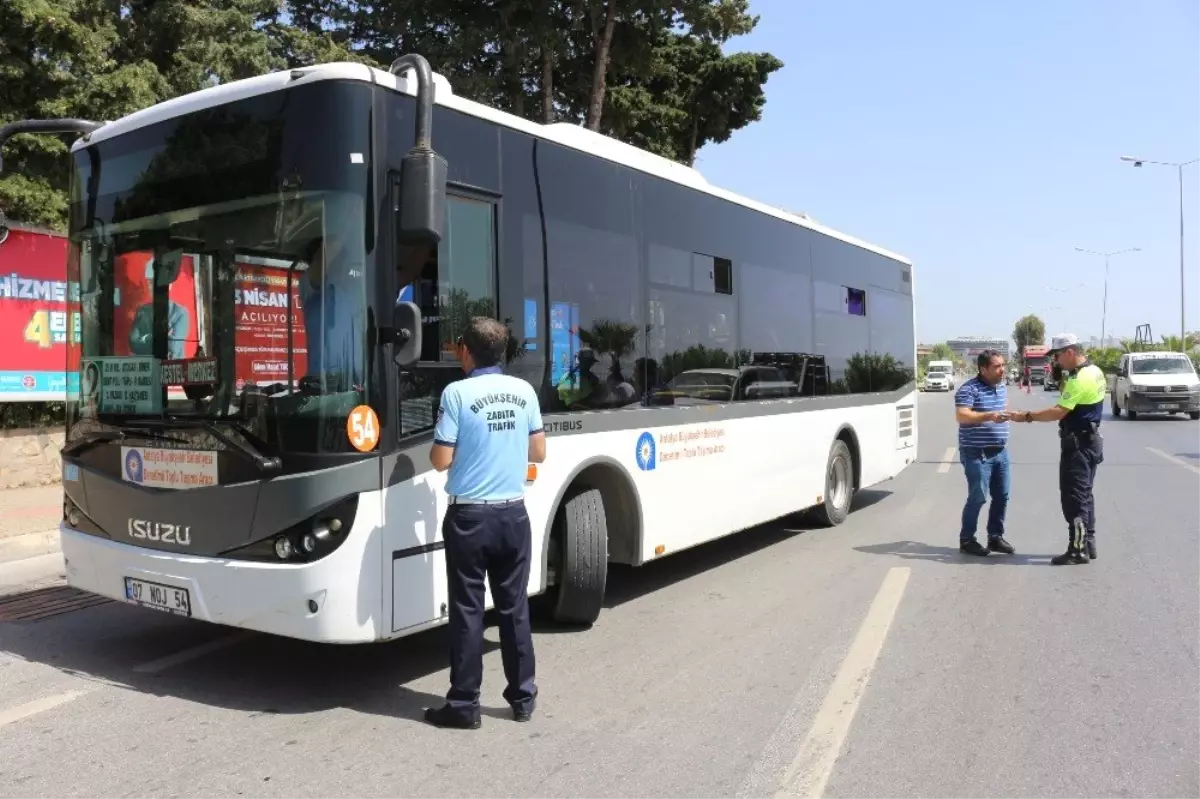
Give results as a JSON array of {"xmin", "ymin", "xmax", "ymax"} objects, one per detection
[
  {"xmin": 1179, "ymin": 162, "xmax": 1186, "ymax": 352},
  {"xmin": 1074, "ymin": 246, "xmax": 1139, "ymax": 346},
  {"xmin": 1120, "ymin": 155, "xmax": 1199, "ymax": 352}
]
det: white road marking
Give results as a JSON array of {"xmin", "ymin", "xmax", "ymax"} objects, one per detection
[
  {"xmin": 774, "ymin": 567, "xmax": 912, "ymax": 799},
  {"xmin": 1146, "ymin": 447, "xmax": 1200, "ymax": 476},
  {"xmin": 132, "ymin": 632, "xmax": 253, "ymax": 674},
  {"xmin": 936, "ymin": 446, "xmax": 956, "ymax": 474},
  {"xmin": 0, "ymin": 690, "xmax": 87, "ymax": 728}
]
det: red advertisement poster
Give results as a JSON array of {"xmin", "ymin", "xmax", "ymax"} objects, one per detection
[
  {"xmin": 112, "ymin": 251, "xmax": 201, "ymax": 361},
  {"xmin": 233, "ymin": 260, "xmax": 307, "ymax": 389},
  {"xmin": 0, "ymin": 227, "xmax": 74, "ymax": 401}
]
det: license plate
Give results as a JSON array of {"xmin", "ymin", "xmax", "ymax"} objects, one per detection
[
  {"xmin": 1159, "ymin": 403, "xmax": 1180, "ymax": 410},
  {"xmin": 124, "ymin": 577, "xmax": 191, "ymax": 617}
]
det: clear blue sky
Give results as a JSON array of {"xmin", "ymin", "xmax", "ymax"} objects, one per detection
[{"xmin": 696, "ymin": 0, "xmax": 1199, "ymax": 346}]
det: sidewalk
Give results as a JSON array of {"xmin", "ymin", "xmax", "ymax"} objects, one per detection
[{"xmin": 0, "ymin": 485, "xmax": 64, "ymax": 590}]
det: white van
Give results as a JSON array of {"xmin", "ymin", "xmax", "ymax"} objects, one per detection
[
  {"xmin": 925, "ymin": 360, "xmax": 955, "ymax": 392},
  {"xmin": 1111, "ymin": 351, "xmax": 1200, "ymax": 420}
]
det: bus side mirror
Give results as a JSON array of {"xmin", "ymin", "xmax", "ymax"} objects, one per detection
[
  {"xmin": 390, "ymin": 53, "xmax": 448, "ymax": 247},
  {"xmin": 393, "ymin": 301, "xmax": 422, "ymax": 367},
  {"xmin": 397, "ymin": 147, "xmax": 447, "ymax": 246}
]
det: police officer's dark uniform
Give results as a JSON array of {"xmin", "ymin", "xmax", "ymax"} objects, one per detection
[
  {"xmin": 424, "ymin": 318, "xmax": 545, "ymax": 729},
  {"xmin": 1014, "ymin": 333, "xmax": 1105, "ymax": 565}
]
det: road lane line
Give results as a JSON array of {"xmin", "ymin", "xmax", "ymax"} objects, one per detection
[
  {"xmin": 132, "ymin": 632, "xmax": 253, "ymax": 674},
  {"xmin": 936, "ymin": 446, "xmax": 956, "ymax": 474},
  {"xmin": 0, "ymin": 690, "xmax": 87, "ymax": 728},
  {"xmin": 774, "ymin": 567, "xmax": 912, "ymax": 799},
  {"xmin": 1146, "ymin": 447, "xmax": 1200, "ymax": 476}
]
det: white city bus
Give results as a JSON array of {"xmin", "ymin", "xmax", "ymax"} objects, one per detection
[{"xmin": 0, "ymin": 57, "xmax": 917, "ymax": 643}]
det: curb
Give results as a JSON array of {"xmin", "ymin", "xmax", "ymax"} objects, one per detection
[
  {"xmin": 0, "ymin": 529, "xmax": 61, "ymax": 565},
  {"xmin": 0, "ymin": 552, "xmax": 66, "ymax": 596}
]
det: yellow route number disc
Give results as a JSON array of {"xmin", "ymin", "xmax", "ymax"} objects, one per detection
[{"xmin": 346, "ymin": 405, "xmax": 380, "ymax": 452}]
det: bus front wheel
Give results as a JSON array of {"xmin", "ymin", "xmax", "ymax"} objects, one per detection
[
  {"xmin": 548, "ymin": 486, "xmax": 608, "ymax": 626},
  {"xmin": 813, "ymin": 439, "xmax": 855, "ymax": 527}
]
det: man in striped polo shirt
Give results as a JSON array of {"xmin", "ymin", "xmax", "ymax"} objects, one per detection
[{"xmin": 954, "ymin": 349, "xmax": 1015, "ymax": 556}]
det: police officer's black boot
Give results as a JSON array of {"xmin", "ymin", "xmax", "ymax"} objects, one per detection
[
  {"xmin": 1051, "ymin": 519, "xmax": 1090, "ymax": 566},
  {"xmin": 1084, "ymin": 535, "xmax": 1097, "ymax": 560}
]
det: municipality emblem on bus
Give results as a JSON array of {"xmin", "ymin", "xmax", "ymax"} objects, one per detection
[
  {"xmin": 125, "ymin": 449, "xmax": 144, "ymax": 483},
  {"xmin": 635, "ymin": 432, "xmax": 657, "ymax": 471}
]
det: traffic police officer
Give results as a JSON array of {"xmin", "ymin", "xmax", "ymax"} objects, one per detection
[
  {"xmin": 424, "ymin": 316, "xmax": 547, "ymax": 729},
  {"xmin": 1011, "ymin": 333, "xmax": 1106, "ymax": 564}
]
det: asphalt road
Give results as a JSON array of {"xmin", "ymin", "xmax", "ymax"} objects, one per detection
[{"xmin": 0, "ymin": 390, "xmax": 1197, "ymax": 798}]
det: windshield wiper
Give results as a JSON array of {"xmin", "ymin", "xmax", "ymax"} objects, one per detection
[
  {"xmin": 62, "ymin": 427, "xmax": 189, "ymax": 458},
  {"xmin": 142, "ymin": 417, "xmax": 283, "ymax": 476}
]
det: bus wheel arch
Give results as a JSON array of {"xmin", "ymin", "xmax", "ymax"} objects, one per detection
[
  {"xmin": 813, "ymin": 425, "xmax": 860, "ymax": 527},
  {"xmin": 540, "ymin": 457, "xmax": 642, "ymax": 627}
]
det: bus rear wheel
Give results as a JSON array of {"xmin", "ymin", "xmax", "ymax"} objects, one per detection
[
  {"xmin": 548, "ymin": 486, "xmax": 608, "ymax": 626},
  {"xmin": 813, "ymin": 439, "xmax": 855, "ymax": 527}
]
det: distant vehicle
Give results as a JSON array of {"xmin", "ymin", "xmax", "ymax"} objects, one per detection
[
  {"xmin": 1022, "ymin": 345, "xmax": 1049, "ymax": 385},
  {"xmin": 1111, "ymin": 351, "xmax": 1200, "ymax": 420},
  {"xmin": 924, "ymin": 369, "xmax": 953, "ymax": 392},
  {"xmin": 926, "ymin": 360, "xmax": 954, "ymax": 391}
]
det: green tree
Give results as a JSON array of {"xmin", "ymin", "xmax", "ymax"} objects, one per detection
[
  {"xmin": 930, "ymin": 342, "xmax": 953, "ymax": 360},
  {"xmin": 284, "ymin": 0, "xmax": 782, "ymax": 161},
  {"xmin": 1012, "ymin": 315, "xmax": 1045, "ymax": 360}
]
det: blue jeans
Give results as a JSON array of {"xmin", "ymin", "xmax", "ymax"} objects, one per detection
[{"xmin": 959, "ymin": 445, "xmax": 1011, "ymax": 543}]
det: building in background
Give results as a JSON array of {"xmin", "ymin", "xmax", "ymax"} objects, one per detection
[{"xmin": 947, "ymin": 337, "xmax": 1011, "ymax": 362}]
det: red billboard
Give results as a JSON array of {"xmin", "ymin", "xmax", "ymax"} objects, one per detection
[
  {"xmin": 0, "ymin": 226, "xmax": 74, "ymax": 401},
  {"xmin": 0, "ymin": 228, "xmax": 309, "ymax": 401}
]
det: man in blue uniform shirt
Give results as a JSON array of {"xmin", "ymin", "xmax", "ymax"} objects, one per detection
[
  {"xmin": 954, "ymin": 349, "xmax": 1015, "ymax": 556},
  {"xmin": 424, "ymin": 317, "xmax": 547, "ymax": 729}
]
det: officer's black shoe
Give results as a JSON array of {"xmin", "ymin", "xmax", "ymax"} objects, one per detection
[
  {"xmin": 959, "ymin": 539, "xmax": 990, "ymax": 557},
  {"xmin": 1084, "ymin": 536, "xmax": 1097, "ymax": 560},
  {"xmin": 987, "ymin": 536, "xmax": 1016, "ymax": 554},
  {"xmin": 1050, "ymin": 548, "xmax": 1089, "ymax": 566},
  {"xmin": 423, "ymin": 705, "xmax": 481, "ymax": 730},
  {"xmin": 513, "ymin": 696, "xmax": 537, "ymax": 723}
]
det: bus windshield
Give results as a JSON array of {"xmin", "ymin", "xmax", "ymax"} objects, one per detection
[{"xmin": 64, "ymin": 80, "xmax": 373, "ymax": 457}]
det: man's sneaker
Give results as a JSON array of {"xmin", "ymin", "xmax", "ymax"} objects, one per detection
[
  {"xmin": 1050, "ymin": 548, "xmax": 1089, "ymax": 566},
  {"xmin": 959, "ymin": 539, "xmax": 990, "ymax": 557},
  {"xmin": 1084, "ymin": 536, "xmax": 1097, "ymax": 560},
  {"xmin": 987, "ymin": 537, "xmax": 1016, "ymax": 554}
]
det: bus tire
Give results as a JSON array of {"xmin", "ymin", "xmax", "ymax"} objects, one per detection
[
  {"xmin": 550, "ymin": 486, "xmax": 608, "ymax": 626},
  {"xmin": 813, "ymin": 439, "xmax": 854, "ymax": 527}
]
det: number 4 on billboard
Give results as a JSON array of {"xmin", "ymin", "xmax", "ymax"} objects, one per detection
[
  {"xmin": 347, "ymin": 406, "xmax": 380, "ymax": 452},
  {"xmin": 23, "ymin": 310, "xmax": 51, "ymax": 349}
]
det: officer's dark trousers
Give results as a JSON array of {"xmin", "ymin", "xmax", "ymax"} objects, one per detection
[
  {"xmin": 1059, "ymin": 432, "xmax": 1102, "ymax": 547},
  {"xmin": 442, "ymin": 501, "xmax": 537, "ymax": 718}
]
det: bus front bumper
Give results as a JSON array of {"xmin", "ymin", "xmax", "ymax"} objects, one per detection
[{"xmin": 60, "ymin": 525, "xmax": 382, "ymax": 643}]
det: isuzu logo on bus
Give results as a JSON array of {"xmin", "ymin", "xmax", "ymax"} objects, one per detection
[{"xmin": 128, "ymin": 519, "xmax": 192, "ymax": 546}]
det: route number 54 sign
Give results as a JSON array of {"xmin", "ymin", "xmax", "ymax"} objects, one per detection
[{"xmin": 347, "ymin": 405, "xmax": 380, "ymax": 452}]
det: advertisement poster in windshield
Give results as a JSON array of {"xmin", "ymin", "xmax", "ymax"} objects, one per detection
[
  {"xmin": 0, "ymin": 226, "xmax": 77, "ymax": 401},
  {"xmin": 113, "ymin": 251, "xmax": 200, "ymax": 362},
  {"xmin": 234, "ymin": 259, "xmax": 307, "ymax": 389}
]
